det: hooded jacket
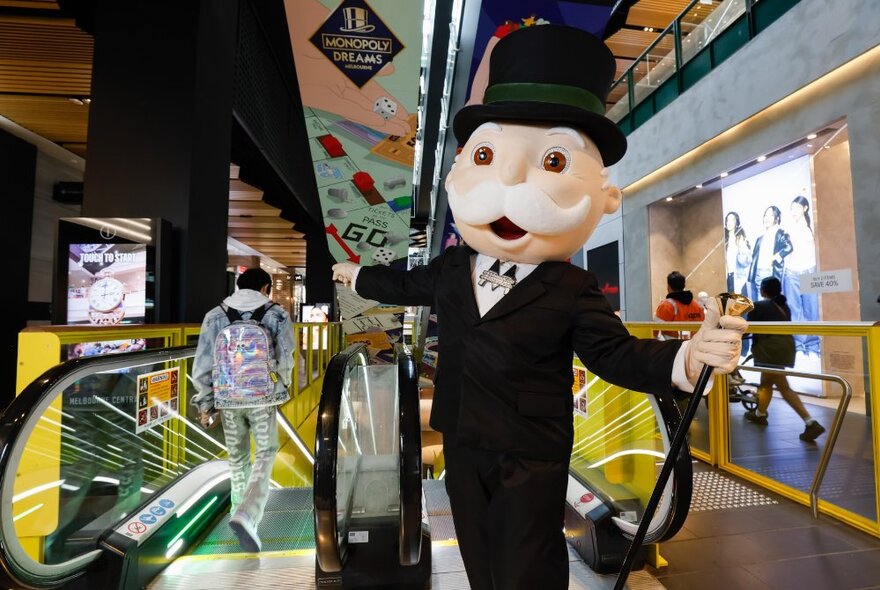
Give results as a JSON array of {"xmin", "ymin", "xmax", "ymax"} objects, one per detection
[
  {"xmin": 655, "ymin": 290, "xmax": 705, "ymax": 322},
  {"xmin": 191, "ymin": 289, "xmax": 296, "ymax": 412}
]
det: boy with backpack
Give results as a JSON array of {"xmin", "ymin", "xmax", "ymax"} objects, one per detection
[{"xmin": 191, "ymin": 268, "xmax": 296, "ymax": 552}]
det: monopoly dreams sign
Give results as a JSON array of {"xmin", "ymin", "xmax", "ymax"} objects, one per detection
[{"xmin": 320, "ymin": 34, "xmax": 392, "ymax": 67}]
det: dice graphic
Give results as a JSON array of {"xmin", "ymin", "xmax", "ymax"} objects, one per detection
[
  {"xmin": 371, "ymin": 247, "xmax": 395, "ymax": 266},
  {"xmin": 373, "ymin": 96, "xmax": 398, "ymax": 121}
]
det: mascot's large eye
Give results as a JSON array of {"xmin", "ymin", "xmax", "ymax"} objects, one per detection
[
  {"xmin": 541, "ymin": 147, "xmax": 570, "ymax": 173},
  {"xmin": 472, "ymin": 142, "xmax": 494, "ymax": 166}
]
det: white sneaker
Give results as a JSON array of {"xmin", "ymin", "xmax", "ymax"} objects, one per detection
[{"xmin": 229, "ymin": 513, "xmax": 262, "ymax": 553}]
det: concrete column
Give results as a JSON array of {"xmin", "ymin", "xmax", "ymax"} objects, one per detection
[{"xmin": 82, "ymin": 0, "xmax": 239, "ymax": 322}]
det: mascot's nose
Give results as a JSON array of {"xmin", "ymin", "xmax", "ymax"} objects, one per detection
[{"xmin": 498, "ymin": 153, "xmax": 528, "ymax": 186}]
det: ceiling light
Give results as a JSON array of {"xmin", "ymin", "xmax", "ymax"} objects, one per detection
[
  {"xmin": 756, "ymin": 155, "xmax": 767, "ymax": 162},
  {"xmin": 720, "ymin": 171, "xmax": 728, "ymax": 178},
  {"xmin": 665, "ymin": 196, "xmax": 673, "ymax": 202},
  {"xmin": 807, "ymin": 133, "xmax": 818, "ymax": 139},
  {"xmin": 696, "ymin": 183, "xmax": 703, "ymax": 189},
  {"xmin": 82, "ymin": 98, "xmax": 91, "ymax": 105},
  {"xmin": 68, "ymin": 98, "xmax": 84, "ymax": 106}
]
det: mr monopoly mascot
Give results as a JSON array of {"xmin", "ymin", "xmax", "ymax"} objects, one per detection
[{"xmin": 333, "ymin": 24, "xmax": 746, "ymax": 590}]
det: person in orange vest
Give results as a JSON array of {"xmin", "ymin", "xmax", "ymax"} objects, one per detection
[{"xmin": 655, "ymin": 271, "xmax": 705, "ymax": 339}]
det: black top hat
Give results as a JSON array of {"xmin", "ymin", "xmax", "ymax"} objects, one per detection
[{"xmin": 453, "ymin": 24, "xmax": 626, "ymax": 165}]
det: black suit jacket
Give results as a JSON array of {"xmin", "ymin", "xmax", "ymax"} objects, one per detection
[{"xmin": 356, "ymin": 246, "xmax": 682, "ymax": 461}]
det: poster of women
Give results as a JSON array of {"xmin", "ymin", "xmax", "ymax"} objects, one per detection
[{"xmin": 721, "ymin": 155, "xmax": 821, "ymax": 385}]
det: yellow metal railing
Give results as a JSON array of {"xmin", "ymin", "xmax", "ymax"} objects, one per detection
[{"xmin": 626, "ymin": 320, "xmax": 880, "ymax": 538}]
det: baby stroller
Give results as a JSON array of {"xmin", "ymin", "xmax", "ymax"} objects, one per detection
[{"xmin": 728, "ymin": 353, "xmax": 759, "ymax": 411}]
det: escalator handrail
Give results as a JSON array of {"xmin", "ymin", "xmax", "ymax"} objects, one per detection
[
  {"xmin": 313, "ymin": 343, "xmax": 369, "ymax": 573},
  {"xmin": 394, "ymin": 344, "xmax": 422, "ymax": 566},
  {"xmin": 0, "ymin": 345, "xmax": 197, "ymax": 589}
]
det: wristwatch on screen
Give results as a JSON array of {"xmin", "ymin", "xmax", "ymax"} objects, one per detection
[{"xmin": 87, "ymin": 270, "xmax": 126, "ymax": 325}]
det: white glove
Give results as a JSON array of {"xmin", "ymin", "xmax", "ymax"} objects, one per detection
[
  {"xmin": 332, "ymin": 262, "xmax": 361, "ymax": 288},
  {"xmin": 685, "ymin": 296, "xmax": 748, "ymax": 385}
]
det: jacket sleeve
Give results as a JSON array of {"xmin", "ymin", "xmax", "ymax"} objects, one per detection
[
  {"xmin": 190, "ymin": 313, "xmax": 216, "ymax": 413},
  {"xmin": 655, "ymin": 300, "xmax": 674, "ymax": 321},
  {"xmin": 572, "ymin": 273, "xmax": 681, "ymax": 396},
  {"xmin": 355, "ymin": 253, "xmax": 446, "ymax": 306},
  {"xmin": 274, "ymin": 308, "xmax": 297, "ymax": 388},
  {"xmin": 777, "ymin": 229, "xmax": 793, "ymax": 259}
]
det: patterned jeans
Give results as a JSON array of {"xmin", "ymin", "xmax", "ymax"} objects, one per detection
[{"xmin": 220, "ymin": 405, "xmax": 279, "ymax": 526}]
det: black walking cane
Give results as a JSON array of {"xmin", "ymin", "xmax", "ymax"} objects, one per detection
[{"xmin": 613, "ymin": 293, "xmax": 753, "ymax": 590}]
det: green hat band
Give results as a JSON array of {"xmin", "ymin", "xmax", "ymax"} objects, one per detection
[{"xmin": 483, "ymin": 82, "xmax": 605, "ymax": 116}]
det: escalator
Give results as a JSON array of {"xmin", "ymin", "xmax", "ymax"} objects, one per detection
[
  {"xmin": 564, "ymin": 372, "xmax": 693, "ymax": 573},
  {"xmin": 0, "ymin": 342, "xmax": 428, "ymax": 589}
]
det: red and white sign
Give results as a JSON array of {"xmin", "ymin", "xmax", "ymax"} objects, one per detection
[{"xmin": 127, "ymin": 521, "xmax": 147, "ymax": 535}]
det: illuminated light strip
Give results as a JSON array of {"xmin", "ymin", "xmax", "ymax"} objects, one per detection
[
  {"xmin": 13, "ymin": 503, "xmax": 44, "ymax": 522},
  {"xmin": 45, "ymin": 405, "xmax": 74, "ymax": 420},
  {"xmin": 175, "ymin": 473, "xmax": 229, "ymax": 517},
  {"xmin": 575, "ymin": 405, "xmax": 656, "ymax": 452},
  {"xmin": 572, "ymin": 407, "xmax": 655, "ymax": 455},
  {"xmin": 168, "ymin": 496, "xmax": 218, "ymax": 548},
  {"xmin": 13, "ymin": 479, "xmax": 65, "ymax": 504},
  {"xmin": 586, "ymin": 449, "xmax": 666, "ymax": 470},
  {"xmin": 165, "ymin": 538, "xmax": 184, "ymax": 560},
  {"xmin": 157, "ymin": 419, "xmax": 219, "ymax": 460},
  {"xmin": 170, "ymin": 547, "xmax": 316, "ymax": 563},
  {"xmin": 40, "ymin": 415, "xmax": 75, "ymax": 432},
  {"xmin": 92, "ymin": 397, "xmax": 166, "ymax": 442},
  {"xmin": 576, "ymin": 413, "xmax": 658, "ymax": 456},
  {"xmin": 54, "ymin": 431, "xmax": 127, "ymax": 468},
  {"xmin": 93, "ymin": 413, "xmax": 167, "ymax": 456},
  {"xmin": 93, "ymin": 476, "xmax": 119, "ymax": 485},
  {"xmin": 573, "ymin": 387, "xmax": 628, "ymax": 432},
  {"xmin": 575, "ymin": 400, "xmax": 651, "ymax": 445},
  {"xmin": 77, "ymin": 217, "xmax": 153, "ymax": 243},
  {"xmin": 276, "ymin": 410, "xmax": 314, "ymax": 465}
]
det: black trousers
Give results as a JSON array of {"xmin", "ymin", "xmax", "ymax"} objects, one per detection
[{"xmin": 443, "ymin": 437, "xmax": 570, "ymax": 590}]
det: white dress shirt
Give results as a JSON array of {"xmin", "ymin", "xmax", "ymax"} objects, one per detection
[{"xmin": 471, "ymin": 253, "xmax": 537, "ymax": 317}]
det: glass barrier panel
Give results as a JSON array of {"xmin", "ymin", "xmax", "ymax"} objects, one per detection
[
  {"xmin": 570, "ymin": 372, "xmax": 665, "ymax": 526},
  {"xmin": 335, "ymin": 362, "xmax": 362, "ymax": 544},
  {"xmin": 728, "ymin": 333, "xmax": 875, "ymax": 522},
  {"xmin": 631, "ymin": 28, "xmax": 677, "ymax": 109},
  {"xmin": 348, "ymin": 365, "xmax": 400, "ymax": 520},
  {"xmin": 11, "ymin": 343, "xmax": 321, "ymax": 570},
  {"xmin": 606, "ymin": 77, "xmax": 630, "ymax": 123},
  {"xmin": 679, "ymin": 0, "xmax": 747, "ymax": 66},
  {"xmin": 12, "ymin": 359, "xmax": 228, "ymax": 565},
  {"xmin": 689, "ymin": 393, "xmax": 712, "ymax": 457}
]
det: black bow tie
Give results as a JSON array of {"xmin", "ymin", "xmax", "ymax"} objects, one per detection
[{"xmin": 478, "ymin": 259, "xmax": 517, "ymax": 294}]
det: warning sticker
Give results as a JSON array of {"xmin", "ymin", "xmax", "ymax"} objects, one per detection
[{"xmin": 136, "ymin": 367, "xmax": 179, "ymax": 433}]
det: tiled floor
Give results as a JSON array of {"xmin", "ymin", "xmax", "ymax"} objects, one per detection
[{"xmin": 653, "ymin": 464, "xmax": 880, "ymax": 590}]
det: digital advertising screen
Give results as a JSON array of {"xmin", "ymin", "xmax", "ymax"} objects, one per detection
[
  {"xmin": 301, "ymin": 303, "xmax": 331, "ymax": 323},
  {"xmin": 54, "ymin": 218, "xmax": 171, "ymax": 325},
  {"xmin": 67, "ymin": 243, "xmax": 148, "ymax": 325}
]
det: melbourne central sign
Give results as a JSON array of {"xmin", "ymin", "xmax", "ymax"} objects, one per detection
[{"xmin": 310, "ymin": 0, "xmax": 404, "ymax": 87}]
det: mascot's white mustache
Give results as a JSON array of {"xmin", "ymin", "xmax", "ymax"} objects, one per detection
[{"xmin": 447, "ymin": 180, "xmax": 591, "ymax": 236}]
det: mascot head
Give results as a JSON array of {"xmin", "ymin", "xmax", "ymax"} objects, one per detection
[{"xmin": 445, "ymin": 25, "xmax": 626, "ymax": 264}]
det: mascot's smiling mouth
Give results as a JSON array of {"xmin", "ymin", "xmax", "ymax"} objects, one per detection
[{"xmin": 490, "ymin": 217, "xmax": 528, "ymax": 240}]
